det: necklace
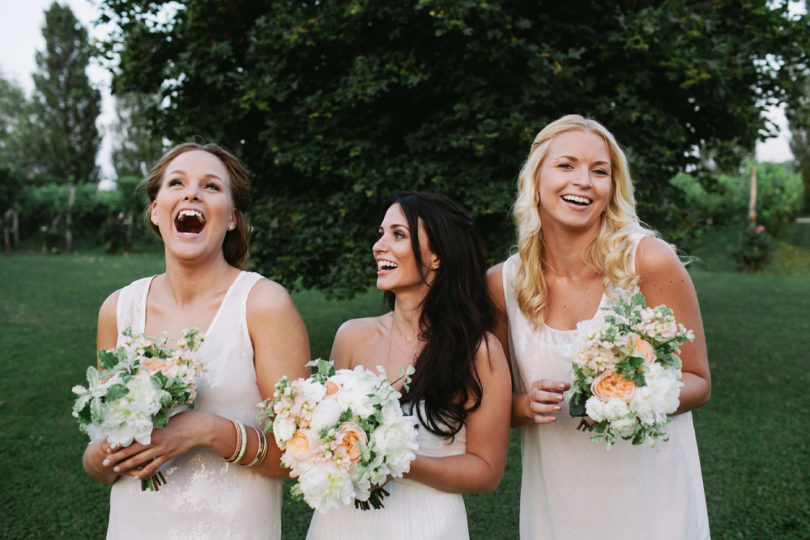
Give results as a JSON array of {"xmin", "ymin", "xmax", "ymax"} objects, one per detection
[{"xmin": 386, "ymin": 311, "xmax": 419, "ymax": 378}]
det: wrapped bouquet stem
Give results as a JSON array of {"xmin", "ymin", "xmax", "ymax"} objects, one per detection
[
  {"xmin": 567, "ymin": 287, "xmax": 694, "ymax": 449},
  {"xmin": 72, "ymin": 327, "xmax": 204, "ymax": 491},
  {"xmin": 257, "ymin": 359, "xmax": 418, "ymax": 512}
]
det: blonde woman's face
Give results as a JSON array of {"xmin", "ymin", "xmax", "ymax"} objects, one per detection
[{"xmin": 536, "ymin": 130, "xmax": 612, "ymax": 233}]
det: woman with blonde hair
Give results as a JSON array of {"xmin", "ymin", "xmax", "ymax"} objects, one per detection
[
  {"xmin": 82, "ymin": 142, "xmax": 310, "ymax": 539},
  {"xmin": 487, "ymin": 115, "xmax": 710, "ymax": 539}
]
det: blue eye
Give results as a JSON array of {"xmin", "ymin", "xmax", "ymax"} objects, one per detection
[
  {"xmin": 168, "ymin": 178, "xmax": 182, "ymax": 186},
  {"xmin": 205, "ymin": 182, "xmax": 221, "ymax": 191}
]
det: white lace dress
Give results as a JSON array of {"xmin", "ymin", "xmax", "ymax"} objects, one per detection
[
  {"xmin": 306, "ymin": 401, "xmax": 470, "ymax": 540},
  {"xmin": 502, "ymin": 247, "xmax": 710, "ymax": 540},
  {"xmin": 106, "ymin": 272, "xmax": 282, "ymax": 540}
]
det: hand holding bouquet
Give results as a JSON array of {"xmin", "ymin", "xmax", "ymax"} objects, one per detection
[
  {"xmin": 568, "ymin": 287, "xmax": 694, "ymax": 449},
  {"xmin": 72, "ymin": 327, "xmax": 204, "ymax": 490},
  {"xmin": 257, "ymin": 359, "xmax": 418, "ymax": 512}
]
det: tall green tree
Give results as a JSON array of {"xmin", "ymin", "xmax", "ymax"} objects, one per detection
[
  {"xmin": 111, "ymin": 92, "xmax": 165, "ymax": 178},
  {"xmin": 99, "ymin": 0, "xmax": 810, "ymax": 293},
  {"xmin": 30, "ymin": 2, "xmax": 101, "ymax": 184},
  {"xmin": 787, "ymin": 73, "xmax": 810, "ymax": 211},
  {"xmin": 0, "ymin": 74, "xmax": 31, "ymax": 212}
]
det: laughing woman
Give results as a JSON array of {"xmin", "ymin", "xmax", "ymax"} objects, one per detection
[
  {"xmin": 81, "ymin": 142, "xmax": 310, "ymax": 539},
  {"xmin": 307, "ymin": 191, "xmax": 512, "ymax": 540},
  {"xmin": 487, "ymin": 115, "xmax": 711, "ymax": 539}
]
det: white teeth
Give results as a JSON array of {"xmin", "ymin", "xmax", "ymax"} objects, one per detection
[
  {"xmin": 562, "ymin": 194, "xmax": 591, "ymax": 205},
  {"xmin": 377, "ymin": 260, "xmax": 398, "ymax": 270},
  {"xmin": 177, "ymin": 209, "xmax": 205, "ymax": 222}
]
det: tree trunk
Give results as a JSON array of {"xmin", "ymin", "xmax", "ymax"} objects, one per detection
[
  {"xmin": 748, "ymin": 167, "xmax": 757, "ymax": 227},
  {"xmin": 65, "ymin": 185, "xmax": 76, "ymax": 253}
]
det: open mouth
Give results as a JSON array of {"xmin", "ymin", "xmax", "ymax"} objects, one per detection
[
  {"xmin": 175, "ymin": 209, "xmax": 206, "ymax": 234},
  {"xmin": 561, "ymin": 194, "xmax": 592, "ymax": 206},
  {"xmin": 377, "ymin": 259, "xmax": 398, "ymax": 273}
]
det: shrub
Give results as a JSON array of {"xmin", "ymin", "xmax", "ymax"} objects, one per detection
[{"xmin": 732, "ymin": 225, "xmax": 773, "ymax": 271}]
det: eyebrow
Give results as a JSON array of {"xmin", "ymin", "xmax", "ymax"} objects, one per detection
[
  {"xmin": 557, "ymin": 156, "xmax": 611, "ymax": 167},
  {"xmin": 380, "ymin": 223, "xmax": 410, "ymax": 231},
  {"xmin": 165, "ymin": 169, "xmax": 225, "ymax": 182}
]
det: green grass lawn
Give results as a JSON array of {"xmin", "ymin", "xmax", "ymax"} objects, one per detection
[{"xmin": 1, "ymin": 227, "xmax": 809, "ymax": 538}]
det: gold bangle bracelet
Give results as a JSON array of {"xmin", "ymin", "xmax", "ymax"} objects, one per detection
[
  {"xmin": 224, "ymin": 419, "xmax": 241, "ymax": 462},
  {"xmin": 245, "ymin": 427, "xmax": 267, "ymax": 468}
]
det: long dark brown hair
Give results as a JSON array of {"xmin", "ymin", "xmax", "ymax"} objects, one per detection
[{"xmin": 382, "ymin": 191, "xmax": 494, "ymax": 438}]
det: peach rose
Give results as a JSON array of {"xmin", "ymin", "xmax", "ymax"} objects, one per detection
[
  {"xmin": 141, "ymin": 358, "xmax": 171, "ymax": 375},
  {"xmin": 325, "ymin": 380, "xmax": 339, "ymax": 396},
  {"xmin": 627, "ymin": 333, "xmax": 656, "ymax": 363},
  {"xmin": 591, "ymin": 371, "xmax": 636, "ymax": 402},
  {"xmin": 287, "ymin": 429, "xmax": 318, "ymax": 460},
  {"xmin": 334, "ymin": 422, "xmax": 367, "ymax": 464}
]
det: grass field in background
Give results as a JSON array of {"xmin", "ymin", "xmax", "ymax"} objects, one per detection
[{"xmin": 1, "ymin": 223, "xmax": 808, "ymax": 538}]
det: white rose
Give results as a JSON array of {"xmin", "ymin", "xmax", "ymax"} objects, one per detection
[{"xmin": 310, "ymin": 398, "xmax": 342, "ymax": 433}]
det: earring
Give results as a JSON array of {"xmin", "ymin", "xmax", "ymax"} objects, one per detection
[{"xmin": 228, "ymin": 224, "xmax": 235, "ymax": 231}]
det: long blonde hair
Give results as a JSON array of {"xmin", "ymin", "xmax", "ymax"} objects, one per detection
[{"xmin": 512, "ymin": 114, "xmax": 657, "ymax": 327}]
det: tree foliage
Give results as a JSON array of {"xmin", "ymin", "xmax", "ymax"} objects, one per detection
[
  {"xmin": 30, "ymin": 2, "xmax": 101, "ymax": 184},
  {"xmin": 787, "ymin": 72, "xmax": 810, "ymax": 211},
  {"xmin": 98, "ymin": 0, "xmax": 810, "ymax": 293},
  {"xmin": 111, "ymin": 92, "xmax": 166, "ymax": 178}
]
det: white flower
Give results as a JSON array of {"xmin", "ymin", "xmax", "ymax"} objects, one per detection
[
  {"xmin": 631, "ymin": 363, "xmax": 681, "ymax": 424},
  {"xmin": 586, "ymin": 396, "xmax": 630, "ymax": 423},
  {"xmin": 273, "ymin": 415, "xmax": 297, "ymax": 445},
  {"xmin": 299, "ymin": 463, "xmax": 355, "ymax": 513},
  {"xmin": 310, "ymin": 398, "xmax": 342, "ymax": 433}
]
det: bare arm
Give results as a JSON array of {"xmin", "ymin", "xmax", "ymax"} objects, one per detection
[
  {"xmin": 636, "ymin": 237, "xmax": 711, "ymax": 413},
  {"xmin": 82, "ymin": 290, "xmax": 123, "ymax": 484},
  {"xmin": 486, "ymin": 263, "xmax": 569, "ymax": 428},
  {"xmin": 404, "ymin": 335, "xmax": 512, "ymax": 493},
  {"xmin": 102, "ymin": 278, "xmax": 312, "ymax": 481}
]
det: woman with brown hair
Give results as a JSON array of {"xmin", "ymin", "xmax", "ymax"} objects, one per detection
[{"xmin": 82, "ymin": 142, "xmax": 310, "ymax": 539}]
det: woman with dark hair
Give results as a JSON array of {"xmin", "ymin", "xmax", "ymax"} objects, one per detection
[
  {"xmin": 81, "ymin": 142, "xmax": 310, "ymax": 539},
  {"xmin": 307, "ymin": 191, "xmax": 511, "ymax": 540}
]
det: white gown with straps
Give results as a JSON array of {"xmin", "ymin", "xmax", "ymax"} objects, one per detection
[
  {"xmin": 106, "ymin": 271, "xmax": 282, "ymax": 540},
  {"xmin": 306, "ymin": 401, "xmax": 470, "ymax": 540},
  {"xmin": 502, "ymin": 239, "xmax": 710, "ymax": 540}
]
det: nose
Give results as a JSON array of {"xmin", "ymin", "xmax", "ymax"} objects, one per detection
[
  {"xmin": 184, "ymin": 184, "xmax": 201, "ymax": 201},
  {"xmin": 372, "ymin": 234, "xmax": 386, "ymax": 254},
  {"xmin": 572, "ymin": 166, "xmax": 593, "ymax": 188}
]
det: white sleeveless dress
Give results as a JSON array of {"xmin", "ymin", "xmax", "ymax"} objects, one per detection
[
  {"xmin": 502, "ymin": 242, "xmax": 710, "ymax": 540},
  {"xmin": 106, "ymin": 271, "xmax": 282, "ymax": 540},
  {"xmin": 306, "ymin": 401, "xmax": 469, "ymax": 540}
]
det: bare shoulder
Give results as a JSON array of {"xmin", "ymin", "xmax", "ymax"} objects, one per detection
[
  {"xmin": 486, "ymin": 262, "xmax": 506, "ymax": 310},
  {"xmin": 635, "ymin": 236, "xmax": 684, "ymax": 279},
  {"xmin": 334, "ymin": 315, "xmax": 388, "ymax": 344},
  {"xmin": 246, "ymin": 277, "xmax": 297, "ymax": 317},
  {"xmin": 97, "ymin": 289, "xmax": 122, "ymax": 350}
]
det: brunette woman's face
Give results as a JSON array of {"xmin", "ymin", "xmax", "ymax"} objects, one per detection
[
  {"xmin": 150, "ymin": 150, "xmax": 236, "ymax": 262},
  {"xmin": 372, "ymin": 203, "xmax": 439, "ymax": 294},
  {"xmin": 536, "ymin": 130, "xmax": 612, "ymax": 234}
]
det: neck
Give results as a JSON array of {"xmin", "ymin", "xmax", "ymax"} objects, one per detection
[
  {"xmin": 541, "ymin": 221, "xmax": 601, "ymax": 278},
  {"xmin": 163, "ymin": 252, "xmax": 235, "ymax": 306},
  {"xmin": 390, "ymin": 290, "xmax": 425, "ymax": 342}
]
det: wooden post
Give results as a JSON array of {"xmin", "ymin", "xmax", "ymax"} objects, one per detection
[
  {"xmin": 747, "ymin": 166, "xmax": 757, "ymax": 227},
  {"xmin": 65, "ymin": 185, "xmax": 76, "ymax": 253}
]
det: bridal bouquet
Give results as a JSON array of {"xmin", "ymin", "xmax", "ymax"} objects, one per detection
[
  {"xmin": 72, "ymin": 327, "xmax": 204, "ymax": 490},
  {"xmin": 567, "ymin": 287, "xmax": 694, "ymax": 450},
  {"xmin": 257, "ymin": 359, "xmax": 418, "ymax": 512}
]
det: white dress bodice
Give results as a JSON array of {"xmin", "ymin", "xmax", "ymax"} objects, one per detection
[
  {"xmin": 306, "ymin": 401, "xmax": 469, "ymax": 540},
  {"xmin": 502, "ymin": 243, "xmax": 710, "ymax": 540},
  {"xmin": 106, "ymin": 272, "xmax": 282, "ymax": 540}
]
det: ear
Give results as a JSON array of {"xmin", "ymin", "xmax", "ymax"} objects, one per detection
[
  {"xmin": 227, "ymin": 209, "xmax": 237, "ymax": 231},
  {"xmin": 428, "ymin": 252, "xmax": 440, "ymax": 270},
  {"xmin": 150, "ymin": 201, "xmax": 159, "ymax": 226}
]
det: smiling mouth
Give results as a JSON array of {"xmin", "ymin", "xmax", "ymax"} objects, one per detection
[
  {"xmin": 561, "ymin": 194, "xmax": 592, "ymax": 206},
  {"xmin": 175, "ymin": 209, "xmax": 206, "ymax": 234},
  {"xmin": 377, "ymin": 260, "xmax": 398, "ymax": 272}
]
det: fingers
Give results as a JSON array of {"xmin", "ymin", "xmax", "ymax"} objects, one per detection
[{"xmin": 528, "ymin": 378, "xmax": 570, "ymax": 424}]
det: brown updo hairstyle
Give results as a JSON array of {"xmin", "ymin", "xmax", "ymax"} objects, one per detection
[{"xmin": 144, "ymin": 141, "xmax": 251, "ymax": 269}]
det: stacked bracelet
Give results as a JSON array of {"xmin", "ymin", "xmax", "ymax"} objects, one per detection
[
  {"xmin": 245, "ymin": 427, "xmax": 269, "ymax": 468},
  {"xmin": 225, "ymin": 419, "xmax": 248, "ymax": 464}
]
